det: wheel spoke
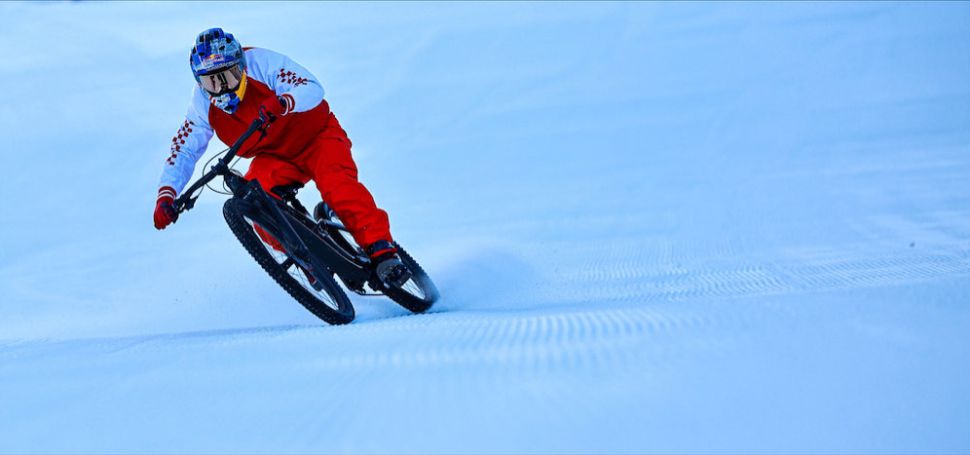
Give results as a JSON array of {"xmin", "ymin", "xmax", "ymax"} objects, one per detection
[{"xmin": 402, "ymin": 277, "xmax": 425, "ymax": 298}]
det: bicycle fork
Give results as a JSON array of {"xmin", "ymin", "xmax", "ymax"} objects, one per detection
[{"xmin": 238, "ymin": 179, "xmax": 315, "ymax": 269}]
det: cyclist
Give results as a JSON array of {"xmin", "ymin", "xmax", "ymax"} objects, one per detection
[{"xmin": 153, "ymin": 28, "xmax": 409, "ymax": 286}]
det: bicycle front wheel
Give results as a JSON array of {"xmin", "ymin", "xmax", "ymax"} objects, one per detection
[{"xmin": 223, "ymin": 198, "xmax": 355, "ymax": 325}]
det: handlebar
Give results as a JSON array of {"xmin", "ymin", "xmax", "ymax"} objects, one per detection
[{"xmin": 174, "ymin": 113, "xmax": 268, "ymax": 213}]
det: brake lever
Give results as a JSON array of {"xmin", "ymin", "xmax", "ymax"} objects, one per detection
[{"xmin": 175, "ymin": 194, "xmax": 198, "ymax": 214}]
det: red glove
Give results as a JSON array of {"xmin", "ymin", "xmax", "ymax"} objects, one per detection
[
  {"xmin": 154, "ymin": 186, "xmax": 178, "ymax": 230},
  {"xmin": 258, "ymin": 95, "xmax": 293, "ymax": 123}
]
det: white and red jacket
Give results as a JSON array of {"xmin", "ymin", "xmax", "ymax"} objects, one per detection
[{"xmin": 158, "ymin": 47, "xmax": 331, "ymax": 198}]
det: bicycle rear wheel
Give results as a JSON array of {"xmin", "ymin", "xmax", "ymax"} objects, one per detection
[
  {"xmin": 223, "ymin": 198, "xmax": 355, "ymax": 325},
  {"xmin": 313, "ymin": 202, "xmax": 438, "ymax": 313}
]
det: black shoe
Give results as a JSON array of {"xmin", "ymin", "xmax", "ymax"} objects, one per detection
[
  {"xmin": 367, "ymin": 240, "xmax": 412, "ymax": 288},
  {"xmin": 376, "ymin": 255, "xmax": 412, "ymax": 287}
]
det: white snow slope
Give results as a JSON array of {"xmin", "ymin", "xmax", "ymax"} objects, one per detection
[{"xmin": 1, "ymin": 2, "xmax": 969, "ymax": 453}]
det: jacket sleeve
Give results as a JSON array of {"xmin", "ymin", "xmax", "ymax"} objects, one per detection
[
  {"xmin": 157, "ymin": 89, "xmax": 214, "ymax": 197},
  {"xmin": 245, "ymin": 47, "xmax": 325, "ymax": 114}
]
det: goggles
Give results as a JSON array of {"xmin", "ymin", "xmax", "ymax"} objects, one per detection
[{"xmin": 198, "ymin": 64, "xmax": 244, "ymax": 96}]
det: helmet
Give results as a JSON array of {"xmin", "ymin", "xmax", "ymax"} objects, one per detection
[{"xmin": 190, "ymin": 28, "xmax": 247, "ymax": 113}]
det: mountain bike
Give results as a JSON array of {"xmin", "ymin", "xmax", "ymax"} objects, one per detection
[{"xmin": 173, "ymin": 114, "xmax": 439, "ymax": 324}]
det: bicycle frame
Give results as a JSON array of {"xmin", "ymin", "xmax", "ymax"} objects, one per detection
[{"xmin": 174, "ymin": 114, "xmax": 373, "ymax": 290}]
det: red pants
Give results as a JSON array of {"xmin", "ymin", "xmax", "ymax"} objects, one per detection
[{"xmin": 244, "ymin": 120, "xmax": 391, "ymax": 249}]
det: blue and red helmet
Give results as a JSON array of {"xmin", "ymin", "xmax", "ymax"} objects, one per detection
[
  {"xmin": 190, "ymin": 28, "xmax": 246, "ymax": 80},
  {"xmin": 190, "ymin": 28, "xmax": 247, "ymax": 112}
]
